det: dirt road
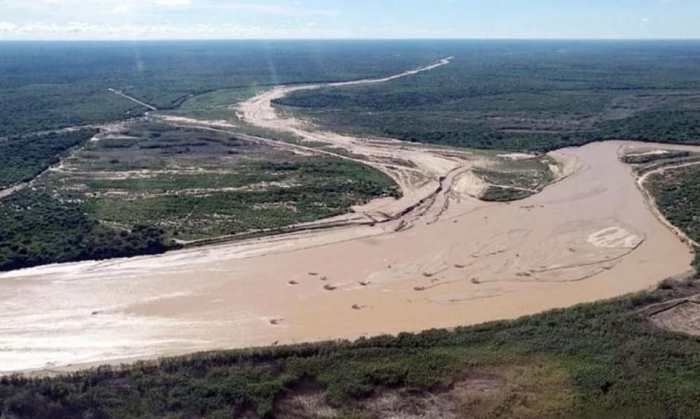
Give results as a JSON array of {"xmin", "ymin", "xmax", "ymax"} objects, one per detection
[
  {"xmin": 0, "ymin": 59, "xmax": 696, "ymax": 374},
  {"xmin": 108, "ymin": 88, "xmax": 158, "ymax": 111}
]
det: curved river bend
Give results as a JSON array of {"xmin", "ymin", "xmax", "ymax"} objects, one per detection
[{"xmin": 0, "ymin": 59, "xmax": 696, "ymax": 374}]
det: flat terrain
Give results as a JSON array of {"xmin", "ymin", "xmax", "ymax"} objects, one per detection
[
  {"xmin": 0, "ymin": 41, "xmax": 443, "ymax": 138},
  {"xmin": 276, "ymin": 41, "xmax": 700, "ymax": 151},
  {"xmin": 0, "ymin": 121, "xmax": 401, "ymax": 271},
  {"xmin": 0, "ymin": 57, "xmax": 695, "ymax": 373},
  {"xmin": 2, "ymin": 41, "xmax": 700, "ymax": 419},
  {"xmin": 3, "ymin": 265, "xmax": 700, "ymax": 418}
]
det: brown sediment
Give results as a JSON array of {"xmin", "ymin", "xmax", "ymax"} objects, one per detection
[{"xmin": 0, "ymin": 55, "xmax": 697, "ymax": 375}]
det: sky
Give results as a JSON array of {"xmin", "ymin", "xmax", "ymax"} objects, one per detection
[{"xmin": 0, "ymin": 0, "xmax": 699, "ymax": 40}]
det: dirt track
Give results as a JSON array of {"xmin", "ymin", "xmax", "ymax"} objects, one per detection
[{"xmin": 0, "ymin": 60, "xmax": 697, "ymax": 374}]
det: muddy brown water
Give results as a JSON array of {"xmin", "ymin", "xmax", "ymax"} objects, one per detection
[
  {"xmin": 0, "ymin": 140, "xmax": 696, "ymax": 374},
  {"xmin": 1, "ymin": 59, "xmax": 697, "ymax": 374}
]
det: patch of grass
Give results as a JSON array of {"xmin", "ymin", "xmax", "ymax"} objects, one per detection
[
  {"xmin": 621, "ymin": 150, "xmax": 691, "ymax": 165},
  {"xmin": 479, "ymin": 186, "xmax": 534, "ymax": 202},
  {"xmin": 473, "ymin": 156, "xmax": 556, "ymax": 201}
]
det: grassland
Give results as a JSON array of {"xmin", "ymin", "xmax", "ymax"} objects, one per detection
[{"xmin": 474, "ymin": 155, "xmax": 556, "ymax": 201}]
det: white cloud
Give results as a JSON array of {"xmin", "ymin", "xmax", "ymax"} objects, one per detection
[
  {"xmin": 0, "ymin": 20, "xmax": 331, "ymax": 39},
  {"xmin": 0, "ymin": 0, "xmax": 341, "ymax": 39}
]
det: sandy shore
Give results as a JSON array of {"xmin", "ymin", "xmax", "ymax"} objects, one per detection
[{"xmin": 0, "ymin": 57, "xmax": 697, "ymax": 375}]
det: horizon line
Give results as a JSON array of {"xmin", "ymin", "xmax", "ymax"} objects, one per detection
[{"xmin": 2, "ymin": 37, "xmax": 700, "ymax": 43}]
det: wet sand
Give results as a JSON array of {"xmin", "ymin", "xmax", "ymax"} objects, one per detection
[{"xmin": 0, "ymin": 58, "xmax": 697, "ymax": 374}]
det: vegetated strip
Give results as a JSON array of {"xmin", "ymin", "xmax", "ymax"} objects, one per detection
[{"xmin": 0, "ymin": 128, "xmax": 98, "ymax": 192}]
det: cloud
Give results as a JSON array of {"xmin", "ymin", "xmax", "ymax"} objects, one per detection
[
  {"xmin": 0, "ymin": 0, "xmax": 340, "ymax": 39},
  {"xmin": 0, "ymin": 20, "xmax": 331, "ymax": 39},
  {"xmin": 2, "ymin": 0, "xmax": 331, "ymax": 16}
]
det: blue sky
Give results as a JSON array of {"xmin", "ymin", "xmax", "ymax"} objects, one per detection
[{"xmin": 0, "ymin": 0, "xmax": 698, "ymax": 40}]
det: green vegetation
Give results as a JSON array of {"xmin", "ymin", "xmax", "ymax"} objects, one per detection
[
  {"xmin": 647, "ymin": 164, "xmax": 700, "ymax": 249},
  {"xmin": 473, "ymin": 155, "xmax": 556, "ymax": 201},
  {"xmin": 83, "ymin": 158, "xmax": 399, "ymax": 240},
  {"xmin": 162, "ymin": 86, "xmax": 263, "ymax": 122},
  {"xmin": 276, "ymin": 41, "xmax": 700, "ymax": 152},
  {"xmin": 0, "ymin": 122, "xmax": 398, "ymax": 270},
  {"xmin": 0, "ymin": 41, "xmax": 443, "ymax": 137},
  {"xmin": 5, "ymin": 134, "xmax": 700, "ymax": 417},
  {"xmin": 621, "ymin": 150, "xmax": 691, "ymax": 165},
  {"xmin": 0, "ymin": 129, "xmax": 96, "ymax": 188},
  {"xmin": 0, "ymin": 190, "xmax": 171, "ymax": 272}
]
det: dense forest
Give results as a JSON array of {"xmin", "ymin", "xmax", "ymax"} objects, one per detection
[
  {"xmin": 276, "ymin": 41, "xmax": 700, "ymax": 151},
  {"xmin": 647, "ymin": 164, "xmax": 700, "ymax": 249},
  {"xmin": 0, "ymin": 41, "xmax": 444, "ymax": 137},
  {"xmin": 0, "ymin": 190, "xmax": 171, "ymax": 272},
  {"xmin": 0, "ymin": 129, "xmax": 97, "ymax": 188}
]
